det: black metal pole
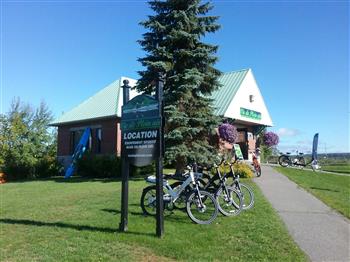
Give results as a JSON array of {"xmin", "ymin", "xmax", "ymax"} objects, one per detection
[
  {"xmin": 119, "ymin": 79, "xmax": 130, "ymax": 232},
  {"xmin": 155, "ymin": 73, "xmax": 164, "ymax": 238}
]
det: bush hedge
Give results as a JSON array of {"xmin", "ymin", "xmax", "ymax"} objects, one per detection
[
  {"xmin": 3, "ymin": 158, "xmax": 62, "ymax": 181},
  {"xmin": 215, "ymin": 162, "xmax": 254, "ymax": 178},
  {"xmin": 76, "ymin": 153, "xmax": 155, "ymax": 178},
  {"xmin": 232, "ymin": 162, "xmax": 254, "ymax": 178}
]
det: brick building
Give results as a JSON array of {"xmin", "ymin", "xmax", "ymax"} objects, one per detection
[{"xmin": 51, "ymin": 69, "xmax": 273, "ymax": 167}]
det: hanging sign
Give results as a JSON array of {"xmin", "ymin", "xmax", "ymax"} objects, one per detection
[{"xmin": 121, "ymin": 95, "xmax": 160, "ymax": 167}]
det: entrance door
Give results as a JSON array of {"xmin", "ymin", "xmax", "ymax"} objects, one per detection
[{"xmin": 237, "ymin": 129, "xmax": 248, "ymax": 159}]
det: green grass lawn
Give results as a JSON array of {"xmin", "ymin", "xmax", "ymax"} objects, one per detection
[
  {"xmin": 1, "ymin": 177, "xmax": 307, "ymax": 261},
  {"xmin": 275, "ymin": 167, "xmax": 350, "ymax": 218},
  {"xmin": 321, "ymin": 164, "xmax": 350, "ymax": 174}
]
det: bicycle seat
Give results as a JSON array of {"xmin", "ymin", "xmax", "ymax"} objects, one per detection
[
  {"xmin": 145, "ymin": 175, "xmax": 157, "ymax": 184},
  {"xmin": 286, "ymin": 152, "xmax": 291, "ymax": 155},
  {"xmin": 298, "ymin": 152, "xmax": 304, "ymax": 155}
]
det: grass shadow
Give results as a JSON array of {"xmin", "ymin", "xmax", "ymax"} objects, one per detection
[
  {"xmin": 6, "ymin": 176, "xmax": 148, "ymax": 184},
  {"xmin": 101, "ymin": 208, "xmax": 189, "ymax": 224},
  {"xmin": 0, "ymin": 218, "xmax": 154, "ymax": 237},
  {"xmin": 310, "ymin": 187, "xmax": 340, "ymax": 192},
  {"xmin": 101, "ymin": 208, "xmax": 145, "ymax": 217}
]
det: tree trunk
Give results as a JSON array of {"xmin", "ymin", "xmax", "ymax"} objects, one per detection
[{"xmin": 175, "ymin": 156, "xmax": 186, "ymax": 175}]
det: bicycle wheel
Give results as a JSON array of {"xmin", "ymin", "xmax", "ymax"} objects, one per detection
[
  {"xmin": 235, "ymin": 183, "xmax": 254, "ymax": 210},
  {"xmin": 186, "ymin": 190, "xmax": 218, "ymax": 224},
  {"xmin": 216, "ymin": 186, "xmax": 243, "ymax": 216},
  {"xmin": 140, "ymin": 185, "xmax": 157, "ymax": 216},
  {"xmin": 278, "ymin": 155, "xmax": 290, "ymax": 167}
]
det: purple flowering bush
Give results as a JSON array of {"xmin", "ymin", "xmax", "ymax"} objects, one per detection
[
  {"xmin": 218, "ymin": 123, "xmax": 238, "ymax": 144},
  {"xmin": 263, "ymin": 132, "xmax": 279, "ymax": 147}
]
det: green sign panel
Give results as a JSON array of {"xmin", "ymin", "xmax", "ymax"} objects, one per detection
[
  {"xmin": 121, "ymin": 95, "xmax": 160, "ymax": 167},
  {"xmin": 122, "ymin": 94, "xmax": 159, "ymax": 117},
  {"xmin": 233, "ymin": 144, "xmax": 244, "ymax": 160},
  {"xmin": 121, "ymin": 117, "xmax": 160, "ymax": 131},
  {"xmin": 240, "ymin": 108, "xmax": 261, "ymax": 120}
]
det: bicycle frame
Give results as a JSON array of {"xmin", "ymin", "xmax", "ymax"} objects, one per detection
[{"xmin": 146, "ymin": 169, "xmax": 202, "ymax": 203}]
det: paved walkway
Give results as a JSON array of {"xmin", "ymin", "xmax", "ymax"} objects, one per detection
[{"xmin": 254, "ymin": 166, "xmax": 350, "ymax": 262}]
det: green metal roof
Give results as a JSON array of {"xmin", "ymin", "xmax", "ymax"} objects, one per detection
[
  {"xmin": 51, "ymin": 79, "xmax": 121, "ymax": 125},
  {"xmin": 51, "ymin": 69, "xmax": 250, "ymax": 126},
  {"xmin": 212, "ymin": 69, "xmax": 249, "ymax": 115}
]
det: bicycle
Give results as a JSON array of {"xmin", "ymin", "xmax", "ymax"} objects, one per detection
[
  {"xmin": 196, "ymin": 162, "xmax": 243, "ymax": 216},
  {"xmin": 278, "ymin": 133, "xmax": 320, "ymax": 171},
  {"xmin": 140, "ymin": 165, "xmax": 219, "ymax": 224},
  {"xmin": 278, "ymin": 150, "xmax": 306, "ymax": 168},
  {"xmin": 226, "ymin": 161, "xmax": 255, "ymax": 210},
  {"xmin": 200, "ymin": 160, "xmax": 254, "ymax": 211}
]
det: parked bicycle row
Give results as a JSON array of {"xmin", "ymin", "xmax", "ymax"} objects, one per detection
[{"xmin": 140, "ymin": 158, "xmax": 255, "ymax": 225}]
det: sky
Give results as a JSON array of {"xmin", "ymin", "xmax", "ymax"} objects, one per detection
[{"xmin": 1, "ymin": 0, "xmax": 349, "ymax": 153}]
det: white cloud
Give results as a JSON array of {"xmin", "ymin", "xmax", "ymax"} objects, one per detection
[{"xmin": 276, "ymin": 128, "xmax": 301, "ymax": 137}]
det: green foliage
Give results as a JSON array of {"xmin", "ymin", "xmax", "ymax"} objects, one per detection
[
  {"xmin": 76, "ymin": 153, "xmax": 155, "ymax": 178},
  {"xmin": 233, "ymin": 162, "xmax": 254, "ymax": 178},
  {"xmin": 0, "ymin": 98, "xmax": 58, "ymax": 180},
  {"xmin": 76, "ymin": 153, "xmax": 122, "ymax": 178},
  {"xmin": 260, "ymin": 145, "xmax": 272, "ymax": 163},
  {"xmin": 137, "ymin": 0, "xmax": 222, "ymax": 170}
]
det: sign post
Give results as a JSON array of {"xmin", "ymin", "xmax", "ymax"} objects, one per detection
[
  {"xmin": 119, "ymin": 75, "xmax": 164, "ymax": 237},
  {"xmin": 155, "ymin": 73, "xmax": 164, "ymax": 238},
  {"xmin": 119, "ymin": 80, "xmax": 131, "ymax": 232}
]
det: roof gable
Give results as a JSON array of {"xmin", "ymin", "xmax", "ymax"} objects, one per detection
[
  {"xmin": 51, "ymin": 69, "xmax": 272, "ymax": 126},
  {"xmin": 211, "ymin": 69, "xmax": 249, "ymax": 115},
  {"xmin": 51, "ymin": 79, "xmax": 121, "ymax": 125}
]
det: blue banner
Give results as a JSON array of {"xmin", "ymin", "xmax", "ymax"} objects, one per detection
[{"xmin": 312, "ymin": 133, "xmax": 319, "ymax": 161}]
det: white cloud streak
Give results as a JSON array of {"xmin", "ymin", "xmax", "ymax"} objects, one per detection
[{"xmin": 276, "ymin": 128, "xmax": 301, "ymax": 137}]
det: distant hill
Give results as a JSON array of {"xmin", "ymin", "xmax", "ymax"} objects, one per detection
[{"xmin": 318, "ymin": 153, "xmax": 350, "ymax": 160}]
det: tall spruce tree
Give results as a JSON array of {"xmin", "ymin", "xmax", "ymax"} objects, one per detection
[{"xmin": 137, "ymin": 0, "xmax": 221, "ymax": 172}]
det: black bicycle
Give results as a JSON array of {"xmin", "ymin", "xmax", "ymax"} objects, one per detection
[
  {"xmin": 197, "ymin": 162, "xmax": 243, "ymax": 216},
  {"xmin": 226, "ymin": 161, "xmax": 255, "ymax": 210}
]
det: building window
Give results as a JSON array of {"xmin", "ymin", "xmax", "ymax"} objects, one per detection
[
  {"xmin": 70, "ymin": 130, "xmax": 84, "ymax": 154},
  {"xmin": 249, "ymin": 95, "xmax": 254, "ymax": 103},
  {"xmin": 95, "ymin": 128, "xmax": 102, "ymax": 153},
  {"xmin": 69, "ymin": 129, "xmax": 91, "ymax": 154}
]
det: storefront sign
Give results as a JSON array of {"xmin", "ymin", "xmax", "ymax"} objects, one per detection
[
  {"xmin": 240, "ymin": 108, "xmax": 261, "ymax": 120},
  {"xmin": 233, "ymin": 144, "xmax": 244, "ymax": 160},
  {"xmin": 121, "ymin": 95, "xmax": 160, "ymax": 167}
]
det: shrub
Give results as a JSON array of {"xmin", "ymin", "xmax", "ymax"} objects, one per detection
[
  {"xmin": 212, "ymin": 161, "xmax": 253, "ymax": 178},
  {"xmin": 76, "ymin": 154, "xmax": 122, "ymax": 178},
  {"xmin": 76, "ymin": 153, "xmax": 155, "ymax": 178},
  {"xmin": 3, "ymin": 156, "xmax": 62, "ymax": 181},
  {"xmin": 35, "ymin": 156, "xmax": 63, "ymax": 179},
  {"xmin": 232, "ymin": 162, "xmax": 254, "ymax": 178},
  {"xmin": 131, "ymin": 164, "xmax": 156, "ymax": 177}
]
